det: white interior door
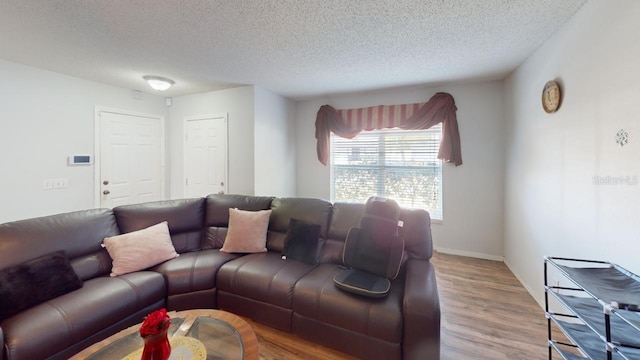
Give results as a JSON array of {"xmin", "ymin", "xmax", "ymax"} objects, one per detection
[
  {"xmin": 97, "ymin": 109, "xmax": 164, "ymax": 208},
  {"xmin": 184, "ymin": 114, "xmax": 228, "ymax": 198}
]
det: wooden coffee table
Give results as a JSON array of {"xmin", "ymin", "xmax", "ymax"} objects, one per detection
[{"xmin": 71, "ymin": 309, "xmax": 258, "ymax": 360}]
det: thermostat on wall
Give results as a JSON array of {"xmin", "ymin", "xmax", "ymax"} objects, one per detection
[{"xmin": 68, "ymin": 155, "xmax": 93, "ymax": 165}]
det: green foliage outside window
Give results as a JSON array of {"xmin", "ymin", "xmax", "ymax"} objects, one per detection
[{"xmin": 331, "ymin": 127, "xmax": 443, "ymax": 219}]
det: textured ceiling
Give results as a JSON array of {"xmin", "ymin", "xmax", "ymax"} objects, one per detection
[{"xmin": 0, "ymin": 0, "xmax": 586, "ymax": 99}]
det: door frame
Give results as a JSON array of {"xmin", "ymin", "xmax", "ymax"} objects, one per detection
[
  {"xmin": 94, "ymin": 106, "xmax": 166, "ymax": 208},
  {"xmin": 183, "ymin": 113, "xmax": 228, "ymax": 197}
]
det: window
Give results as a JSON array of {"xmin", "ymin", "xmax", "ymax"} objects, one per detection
[{"xmin": 330, "ymin": 125, "xmax": 443, "ymax": 219}]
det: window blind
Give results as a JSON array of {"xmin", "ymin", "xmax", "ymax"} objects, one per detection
[{"xmin": 330, "ymin": 126, "xmax": 443, "ymax": 219}]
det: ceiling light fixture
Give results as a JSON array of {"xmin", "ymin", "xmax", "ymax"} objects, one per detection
[{"xmin": 143, "ymin": 75, "xmax": 175, "ymax": 91}]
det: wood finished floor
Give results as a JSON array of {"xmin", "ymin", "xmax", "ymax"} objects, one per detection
[
  {"xmin": 433, "ymin": 252, "xmax": 548, "ymax": 360},
  {"xmin": 246, "ymin": 251, "xmax": 549, "ymax": 360}
]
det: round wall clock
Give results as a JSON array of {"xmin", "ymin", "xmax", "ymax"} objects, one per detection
[{"xmin": 542, "ymin": 80, "xmax": 561, "ymax": 113}]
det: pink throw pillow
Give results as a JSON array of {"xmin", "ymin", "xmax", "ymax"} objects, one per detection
[
  {"xmin": 102, "ymin": 221, "xmax": 179, "ymax": 277},
  {"xmin": 220, "ymin": 208, "xmax": 272, "ymax": 253}
]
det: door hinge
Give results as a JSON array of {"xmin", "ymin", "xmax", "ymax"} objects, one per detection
[{"xmin": 185, "ymin": 178, "xmax": 189, "ymax": 186}]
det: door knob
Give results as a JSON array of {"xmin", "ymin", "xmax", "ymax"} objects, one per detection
[
  {"xmin": 103, "ymin": 180, "xmax": 109, "ymax": 185},
  {"xmin": 220, "ymin": 182, "xmax": 224, "ymax": 186},
  {"xmin": 103, "ymin": 190, "xmax": 110, "ymax": 195}
]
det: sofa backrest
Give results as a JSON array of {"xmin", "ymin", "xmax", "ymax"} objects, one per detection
[
  {"xmin": 203, "ymin": 194, "xmax": 274, "ymax": 249},
  {"xmin": 203, "ymin": 195, "xmax": 432, "ymax": 263},
  {"xmin": 267, "ymin": 197, "xmax": 333, "ymax": 253},
  {"xmin": 323, "ymin": 202, "xmax": 433, "ymax": 264},
  {"xmin": 113, "ymin": 198, "xmax": 206, "ymax": 254},
  {"xmin": 323, "ymin": 202, "xmax": 365, "ymax": 264},
  {"xmin": 398, "ymin": 208, "xmax": 433, "ymax": 260},
  {"xmin": 0, "ymin": 196, "xmax": 432, "ymax": 280},
  {"xmin": 0, "ymin": 209, "xmax": 119, "ymax": 281}
]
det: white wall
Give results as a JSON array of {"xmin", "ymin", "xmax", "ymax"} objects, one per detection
[
  {"xmin": 295, "ymin": 82, "xmax": 505, "ymax": 259},
  {"xmin": 169, "ymin": 86, "xmax": 255, "ymax": 197},
  {"xmin": 504, "ymin": 0, "xmax": 640, "ymax": 306},
  {"xmin": 0, "ymin": 59, "xmax": 168, "ymax": 223},
  {"xmin": 254, "ymin": 86, "xmax": 296, "ymax": 197}
]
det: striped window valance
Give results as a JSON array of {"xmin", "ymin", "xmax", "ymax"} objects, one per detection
[{"xmin": 315, "ymin": 92, "xmax": 462, "ymax": 166}]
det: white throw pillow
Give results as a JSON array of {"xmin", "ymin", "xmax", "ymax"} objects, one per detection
[
  {"xmin": 103, "ymin": 221, "xmax": 179, "ymax": 277},
  {"xmin": 220, "ymin": 208, "xmax": 272, "ymax": 253}
]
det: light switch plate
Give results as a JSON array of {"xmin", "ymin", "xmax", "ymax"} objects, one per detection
[{"xmin": 43, "ymin": 178, "xmax": 68, "ymax": 190}]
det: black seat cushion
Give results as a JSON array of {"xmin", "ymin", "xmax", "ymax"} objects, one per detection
[
  {"xmin": 333, "ymin": 268, "xmax": 391, "ymax": 298},
  {"xmin": 342, "ymin": 227, "xmax": 404, "ymax": 279},
  {"xmin": 334, "ymin": 197, "xmax": 404, "ymax": 298}
]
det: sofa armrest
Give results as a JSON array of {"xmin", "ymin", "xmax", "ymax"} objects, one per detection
[{"xmin": 403, "ymin": 259, "xmax": 440, "ymax": 360}]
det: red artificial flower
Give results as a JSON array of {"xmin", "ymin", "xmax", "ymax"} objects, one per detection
[{"xmin": 139, "ymin": 308, "xmax": 171, "ymax": 337}]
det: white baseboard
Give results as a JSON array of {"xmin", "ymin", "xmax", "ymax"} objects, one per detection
[
  {"xmin": 503, "ymin": 258, "xmax": 545, "ymax": 309},
  {"xmin": 435, "ymin": 247, "xmax": 504, "ymax": 262},
  {"xmin": 435, "ymin": 248, "xmax": 545, "ymax": 310}
]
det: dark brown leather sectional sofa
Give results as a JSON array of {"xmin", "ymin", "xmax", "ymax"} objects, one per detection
[{"xmin": 0, "ymin": 194, "xmax": 440, "ymax": 360}]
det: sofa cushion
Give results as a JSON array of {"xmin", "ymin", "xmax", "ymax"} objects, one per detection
[
  {"xmin": 282, "ymin": 219, "xmax": 320, "ymax": 265},
  {"xmin": 114, "ymin": 198, "xmax": 206, "ymax": 253},
  {"xmin": 321, "ymin": 202, "xmax": 365, "ymax": 264},
  {"xmin": 0, "ymin": 209, "xmax": 119, "ymax": 281},
  {"xmin": 217, "ymin": 252, "xmax": 315, "ymax": 309},
  {"xmin": 113, "ymin": 198, "xmax": 205, "ymax": 234},
  {"xmin": 267, "ymin": 198, "xmax": 333, "ymax": 252},
  {"xmin": 103, "ymin": 221, "xmax": 179, "ymax": 276},
  {"xmin": 220, "ymin": 209, "xmax": 271, "ymax": 253},
  {"xmin": 0, "ymin": 251, "xmax": 83, "ymax": 321},
  {"xmin": 1, "ymin": 271, "xmax": 165, "ymax": 360},
  {"xmin": 322, "ymin": 203, "xmax": 433, "ymax": 264},
  {"xmin": 152, "ymin": 249, "xmax": 240, "ymax": 296},
  {"xmin": 398, "ymin": 208, "xmax": 433, "ymax": 260},
  {"xmin": 205, "ymin": 194, "xmax": 275, "ymax": 226},
  {"xmin": 293, "ymin": 263, "xmax": 404, "ymax": 343},
  {"xmin": 204, "ymin": 227, "xmax": 229, "ymax": 250},
  {"xmin": 203, "ymin": 194, "xmax": 274, "ymax": 250}
]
